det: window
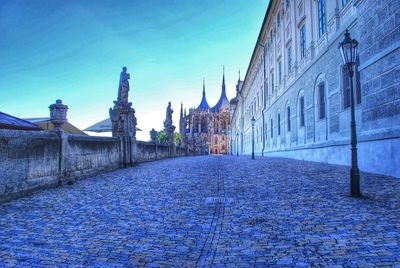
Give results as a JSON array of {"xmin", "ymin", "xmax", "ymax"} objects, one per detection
[
  {"xmin": 257, "ymin": 93, "xmax": 260, "ymax": 108},
  {"xmin": 342, "ymin": 0, "xmax": 350, "ymax": 6},
  {"xmin": 287, "ymin": 106, "xmax": 291, "ymax": 132},
  {"xmin": 300, "ymin": 24, "xmax": 306, "ymax": 59},
  {"xmin": 265, "ymin": 79, "xmax": 269, "ymax": 102},
  {"xmin": 271, "ymin": 71, "xmax": 275, "ymax": 95},
  {"xmin": 318, "ymin": 83, "xmax": 326, "ymax": 119},
  {"xmin": 318, "ymin": 0, "xmax": 327, "ymax": 37},
  {"xmin": 342, "ymin": 65, "xmax": 361, "ymax": 109},
  {"xmin": 286, "ymin": 0, "xmax": 290, "ymax": 8},
  {"xmin": 278, "ymin": 113, "xmax": 281, "ymax": 135},
  {"xmin": 257, "ymin": 129, "xmax": 259, "ymax": 143},
  {"xmin": 299, "ymin": 96, "xmax": 305, "ymax": 127},
  {"xmin": 270, "ymin": 118, "xmax": 273, "ymax": 138},
  {"xmin": 288, "ymin": 45, "xmax": 292, "ymax": 74},
  {"xmin": 278, "ymin": 61, "xmax": 282, "ymax": 85}
]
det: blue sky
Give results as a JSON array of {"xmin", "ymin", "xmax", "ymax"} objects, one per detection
[{"xmin": 0, "ymin": 0, "xmax": 267, "ymax": 140}]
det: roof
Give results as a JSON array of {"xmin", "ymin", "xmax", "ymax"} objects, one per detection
[
  {"xmin": 24, "ymin": 117, "xmax": 87, "ymax": 135},
  {"xmin": 84, "ymin": 118, "xmax": 112, "ymax": 133},
  {"xmin": 211, "ymin": 72, "xmax": 230, "ymax": 112},
  {"xmin": 84, "ymin": 118, "xmax": 142, "ymax": 133},
  {"xmin": 197, "ymin": 79, "xmax": 210, "ymax": 110},
  {"xmin": 0, "ymin": 112, "xmax": 42, "ymax": 130}
]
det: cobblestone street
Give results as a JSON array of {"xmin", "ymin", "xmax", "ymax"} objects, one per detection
[{"xmin": 1, "ymin": 156, "xmax": 399, "ymax": 267}]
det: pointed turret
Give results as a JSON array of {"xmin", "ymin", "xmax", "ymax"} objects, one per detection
[
  {"xmin": 236, "ymin": 69, "xmax": 243, "ymax": 94},
  {"xmin": 179, "ymin": 102, "xmax": 186, "ymax": 136},
  {"xmin": 197, "ymin": 78, "xmax": 210, "ymax": 110},
  {"xmin": 212, "ymin": 67, "xmax": 230, "ymax": 112},
  {"xmin": 180, "ymin": 102, "xmax": 184, "ymax": 119}
]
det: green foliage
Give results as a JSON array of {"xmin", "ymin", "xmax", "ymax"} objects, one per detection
[
  {"xmin": 157, "ymin": 130, "xmax": 166, "ymax": 144},
  {"xmin": 174, "ymin": 132, "xmax": 182, "ymax": 144},
  {"xmin": 156, "ymin": 131, "xmax": 182, "ymax": 145}
]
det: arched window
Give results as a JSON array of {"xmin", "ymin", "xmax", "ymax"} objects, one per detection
[
  {"xmin": 256, "ymin": 129, "xmax": 259, "ymax": 143},
  {"xmin": 318, "ymin": 82, "xmax": 326, "ymax": 119},
  {"xmin": 270, "ymin": 118, "xmax": 274, "ymax": 138},
  {"xmin": 287, "ymin": 106, "xmax": 291, "ymax": 132},
  {"xmin": 299, "ymin": 96, "xmax": 305, "ymax": 127},
  {"xmin": 277, "ymin": 113, "xmax": 281, "ymax": 136}
]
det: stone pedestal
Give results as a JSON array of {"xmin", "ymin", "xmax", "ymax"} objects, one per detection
[{"xmin": 109, "ymin": 100, "xmax": 137, "ymax": 167}]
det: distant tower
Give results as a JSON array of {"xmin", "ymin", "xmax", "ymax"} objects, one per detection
[{"xmin": 179, "ymin": 102, "xmax": 185, "ymax": 137}]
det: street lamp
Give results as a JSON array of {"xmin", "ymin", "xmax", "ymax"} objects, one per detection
[
  {"xmin": 251, "ymin": 116, "xmax": 256, "ymax": 160},
  {"xmin": 338, "ymin": 29, "xmax": 361, "ymax": 197},
  {"xmin": 236, "ymin": 132, "xmax": 239, "ymax": 156}
]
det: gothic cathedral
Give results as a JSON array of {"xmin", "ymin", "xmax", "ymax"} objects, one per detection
[{"xmin": 179, "ymin": 72, "xmax": 232, "ymax": 155}]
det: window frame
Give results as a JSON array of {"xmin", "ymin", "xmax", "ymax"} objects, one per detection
[
  {"xmin": 318, "ymin": 82, "xmax": 326, "ymax": 119},
  {"xmin": 299, "ymin": 96, "xmax": 305, "ymax": 127},
  {"xmin": 318, "ymin": 0, "xmax": 327, "ymax": 37},
  {"xmin": 300, "ymin": 24, "xmax": 306, "ymax": 59}
]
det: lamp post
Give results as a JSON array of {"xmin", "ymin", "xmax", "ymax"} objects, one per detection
[
  {"xmin": 251, "ymin": 116, "xmax": 256, "ymax": 160},
  {"xmin": 236, "ymin": 132, "xmax": 239, "ymax": 156},
  {"xmin": 338, "ymin": 29, "xmax": 361, "ymax": 197}
]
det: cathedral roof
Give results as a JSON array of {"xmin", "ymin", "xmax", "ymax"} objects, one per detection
[
  {"xmin": 197, "ymin": 79, "xmax": 210, "ymax": 110},
  {"xmin": 211, "ymin": 70, "xmax": 229, "ymax": 112}
]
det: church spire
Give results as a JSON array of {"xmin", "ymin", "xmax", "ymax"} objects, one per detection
[
  {"xmin": 197, "ymin": 78, "xmax": 210, "ymax": 110},
  {"xmin": 180, "ymin": 102, "xmax": 183, "ymax": 118},
  {"xmin": 202, "ymin": 78, "xmax": 206, "ymax": 97},
  {"xmin": 212, "ymin": 67, "xmax": 229, "ymax": 112},
  {"xmin": 222, "ymin": 66, "xmax": 226, "ymax": 91}
]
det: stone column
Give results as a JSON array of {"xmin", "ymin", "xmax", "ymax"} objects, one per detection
[{"xmin": 49, "ymin": 99, "xmax": 68, "ymax": 184}]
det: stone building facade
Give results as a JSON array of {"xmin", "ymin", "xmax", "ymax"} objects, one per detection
[
  {"xmin": 230, "ymin": 0, "xmax": 400, "ymax": 177},
  {"xmin": 180, "ymin": 74, "xmax": 231, "ymax": 155}
]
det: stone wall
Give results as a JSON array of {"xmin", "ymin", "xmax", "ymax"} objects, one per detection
[
  {"xmin": 64, "ymin": 135, "xmax": 120, "ymax": 180},
  {"xmin": 136, "ymin": 141, "xmax": 187, "ymax": 162},
  {"xmin": 0, "ymin": 130, "xmax": 60, "ymax": 202},
  {"xmin": 0, "ymin": 129, "xmax": 192, "ymax": 203}
]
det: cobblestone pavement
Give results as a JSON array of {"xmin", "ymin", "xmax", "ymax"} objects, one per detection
[{"xmin": 1, "ymin": 156, "xmax": 400, "ymax": 267}]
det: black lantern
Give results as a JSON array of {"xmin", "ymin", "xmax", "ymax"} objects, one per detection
[
  {"xmin": 251, "ymin": 116, "xmax": 256, "ymax": 160},
  {"xmin": 236, "ymin": 132, "xmax": 239, "ymax": 157},
  {"xmin": 338, "ymin": 29, "xmax": 361, "ymax": 197},
  {"xmin": 338, "ymin": 30, "xmax": 359, "ymax": 67}
]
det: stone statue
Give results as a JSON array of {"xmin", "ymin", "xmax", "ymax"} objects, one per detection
[
  {"xmin": 164, "ymin": 102, "xmax": 176, "ymax": 146},
  {"xmin": 166, "ymin": 102, "xmax": 173, "ymax": 121},
  {"xmin": 110, "ymin": 66, "xmax": 137, "ymax": 138},
  {"xmin": 118, "ymin": 66, "xmax": 130, "ymax": 102}
]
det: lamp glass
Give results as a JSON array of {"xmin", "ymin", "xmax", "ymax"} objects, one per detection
[
  {"xmin": 338, "ymin": 29, "xmax": 358, "ymax": 66},
  {"xmin": 251, "ymin": 117, "xmax": 256, "ymax": 127}
]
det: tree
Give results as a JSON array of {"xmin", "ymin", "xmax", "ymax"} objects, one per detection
[
  {"xmin": 157, "ymin": 130, "xmax": 166, "ymax": 144},
  {"xmin": 174, "ymin": 132, "xmax": 182, "ymax": 145},
  {"xmin": 157, "ymin": 131, "xmax": 182, "ymax": 145}
]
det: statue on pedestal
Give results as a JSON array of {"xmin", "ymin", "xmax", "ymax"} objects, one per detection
[{"xmin": 109, "ymin": 67, "xmax": 137, "ymax": 138}]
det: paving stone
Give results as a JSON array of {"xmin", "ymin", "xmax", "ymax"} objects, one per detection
[{"xmin": 0, "ymin": 156, "xmax": 399, "ymax": 266}]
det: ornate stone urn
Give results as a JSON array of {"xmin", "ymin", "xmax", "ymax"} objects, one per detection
[{"xmin": 49, "ymin": 99, "xmax": 68, "ymax": 128}]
